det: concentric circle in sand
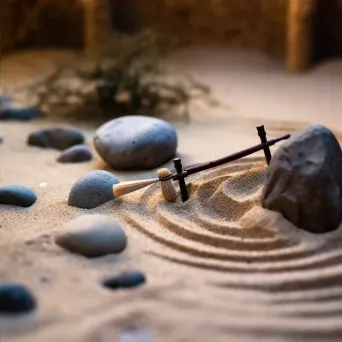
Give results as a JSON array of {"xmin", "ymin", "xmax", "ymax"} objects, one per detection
[{"xmin": 116, "ymin": 157, "xmax": 342, "ymax": 340}]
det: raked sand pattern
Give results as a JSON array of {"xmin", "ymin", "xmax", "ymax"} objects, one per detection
[
  {"xmin": 3, "ymin": 50, "xmax": 342, "ymax": 342},
  {"xmin": 110, "ymin": 157, "xmax": 342, "ymax": 341},
  {"xmin": 3, "ymin": 155, "xmax": 342, "ymax": 341}
]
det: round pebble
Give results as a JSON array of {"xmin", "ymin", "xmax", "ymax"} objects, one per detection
[
  {"xmin": 0, "ymin": 185, "xmax": 37, "ymax": 207},
  {"xmin": 57, "ymin": 145, "xmax": 92, "ymax": 163},
  {"xmin": 102, "ymin": 271, "xmax": 146, "ymax": 290},
  {"xmin": 0, "ymin": 95, "xmax": 12, "ymax": 109},
  {"xmin": 27, "ymin": 127, "xmax": 84, "ymax": 150},
  {"xmin": 94, "ymin": 115, "xmax": 178, "ymax": 170},
  {"xmin": 68, "ymin": 170, "xmax": 119, "ymax": 209},
  {"xmin": 0, "ymin": 107, "xmax": 41, "ymax": 121},
  {"xmin": 55, "ymin": 214, "xmax": 127, "ymax": 257},
  {"xmin": 0, "ymin": 283, "xmax": 37, "ymax": 314}
]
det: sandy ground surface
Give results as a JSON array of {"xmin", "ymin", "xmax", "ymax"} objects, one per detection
[{"xmin": 1, "ymin": 47, "xmax": 342, "ymax": 341}]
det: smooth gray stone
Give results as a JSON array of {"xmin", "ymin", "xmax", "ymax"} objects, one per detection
[
  {"xmin": 262, "ymin": 124, "xmax": 342, "ymax": 234},
  {"xmin": 55, "ymin": 215, "xmax": 127, "ymax": 257},
  {"xmin": 27, "ymin": 127, "xmax": 84, "ymax": 150},
  {"xmin": 102, "ymin": 271, "xmax": 146, "ymax": 290},
  {"xmin": 57, "ymin": 145, "xmax": 92, "ymax": 163},
  {"xmin": 0, "ymin": 185, "xmax": 37, "ymax": 207},
  {"xmin": 68, "ymin": 170, "xmax": 119, "ymax": 209},
  {"xmin": 94, "ymin": 115, "xmax": 178, "ymax": 170},
  {"xmin": 0, "ymin": 107, "xmax": 41, "ymax": 121},
  {"xmin": 0, "ymin": 283, "xmax": 37, "ymax": 314}
]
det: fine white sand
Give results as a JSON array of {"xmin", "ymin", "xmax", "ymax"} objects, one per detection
[{"xmin": 1, "ymin": 47, "xmax": 342, "ymax": 342}]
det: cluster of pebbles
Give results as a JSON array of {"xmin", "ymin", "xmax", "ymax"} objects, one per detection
[{"xmin": 0, "ymin": 105, "xmax": 177, "ymax": 315}]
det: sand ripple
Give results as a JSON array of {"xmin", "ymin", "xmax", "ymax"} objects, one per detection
[{"xmin": 118, "ymin": 157, "xmax": 342, "ymax": 340}]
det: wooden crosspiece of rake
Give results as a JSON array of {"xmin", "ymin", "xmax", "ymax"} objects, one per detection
[{"xmin": 113, "ymin": 125, "xmax": 290, "ymax": 203}]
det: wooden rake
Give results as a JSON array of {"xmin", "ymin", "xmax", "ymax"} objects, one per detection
[{"xmin": 113, "ymin": 125, "xmax": 290, "ymax": 202}]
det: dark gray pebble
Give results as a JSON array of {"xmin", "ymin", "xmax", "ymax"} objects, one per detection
[
  {"xmin": 102, "ymin": 271, "xmax": 146, "ymax": 290},
  {"xmin": 68, "ymin": 170, "xmax": 119, "ymax": 209},
  {"xmin": 0, "ymin": 185, "xmax": 37, "ymax": 207},
  {"xmin": 27, "ymin": 127, "xmax": 84, "ymax": 151},
  {"xmin": 39, "ymin": 277, "xmax": 51, "ymax": 284},
  {"xmin": 0, "ymin": 107, "xmax": 41, "ymax": 121},
  {"xmin": 0, "ymin": 283, "xmax": 36, "ymax": 314},
  {"xmin": 57, "ymin": 145, "xmax": 92, "ymax": 163},
  {"xmin": 0, "ymin": 96, "xmax": 11, "ymax": 111},
  {"xmin": 0, "ymin": 95, "xmax": 12, "ymax": 105}
]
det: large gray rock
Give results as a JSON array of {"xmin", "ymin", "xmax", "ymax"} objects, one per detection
[
  {"xmin": 262, "ymin": 124, "xmax": 342, "ymax": 234},
  {"xmin": 94, "ymin": 116, "xmax": 178, "ymax": 170},
  {"xmin": 55, "ymin": 215, "xmax": 127, "ymax": 257}
]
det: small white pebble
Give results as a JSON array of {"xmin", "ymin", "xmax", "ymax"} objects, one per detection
[{"xmin": 39, "ymin": 182, "xmax": 48, "ymax": 188}]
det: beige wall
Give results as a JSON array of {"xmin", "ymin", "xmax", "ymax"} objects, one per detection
[
  {"xmin": 1, "ymin": 0, "xmax": 287, "ymax": 58},
  {"xmin": 1, "ymin": 0, "xmax": 84, "ymax": 54},
  {"xmin": 143, "ymin": 0, "xmax": 288, "ymax": 58}
]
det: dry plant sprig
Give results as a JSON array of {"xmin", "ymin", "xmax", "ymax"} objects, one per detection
[{"xmin": 24, "ymin": 30, "xmax": 224, "ymax": 122}]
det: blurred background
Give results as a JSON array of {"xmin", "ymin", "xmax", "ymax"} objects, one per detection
[
  {"xmin": 1, "ymin": 0, "xmax": 342, "ymax": 69},
  {"xmin": 1, "ymin": 0, "xmax": 342, "ymax": 126}
]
